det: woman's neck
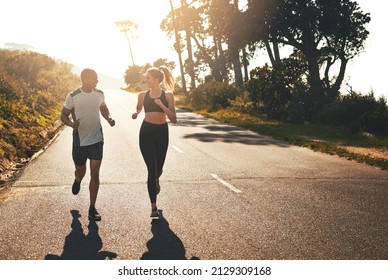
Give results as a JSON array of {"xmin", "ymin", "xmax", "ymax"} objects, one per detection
[{"xmin": 149, "ymin": 86, "xmax": 162, "ymax": 95}]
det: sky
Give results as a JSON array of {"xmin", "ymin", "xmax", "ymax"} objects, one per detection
[{"xmin": 0, "ymin": 0, "xmax": 387, "ymax": 99}]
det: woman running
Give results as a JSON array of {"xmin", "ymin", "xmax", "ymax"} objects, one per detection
[{"xmin": 132, "ymin": 66, "xmax": 177, "ymax": 218}]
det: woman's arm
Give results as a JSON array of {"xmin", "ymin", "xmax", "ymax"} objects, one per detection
[
  {"xmin": 155, "ymin": 92, "xmax": 177, "ymax": 124},
  {"xmin": 132, "ymin": 92, "xmax": 145, "ymax": 119}
]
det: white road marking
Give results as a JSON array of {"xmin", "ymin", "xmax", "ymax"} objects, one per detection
[
  {"xmin": 172, "ymin": 145, "xmax": 184, "ymax": 153},
  {"xmin": 211, "ymin": 174, "xmax": 242, "ymax": 193}
]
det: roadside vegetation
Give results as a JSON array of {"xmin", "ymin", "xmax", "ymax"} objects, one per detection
[
  {"xmin": 175, "ymin": 80, "xmax": 388, "ymax": 170},
  {"xmin": 0, "ymin": 49, "xmax": 79, "ymax": 183}
]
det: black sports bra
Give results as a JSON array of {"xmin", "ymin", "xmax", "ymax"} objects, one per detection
[{"xmin": 143, "ymin": 90, "xmax": 168, "ymax": 113}]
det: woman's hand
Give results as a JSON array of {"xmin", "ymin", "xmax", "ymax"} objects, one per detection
[{"xmin": 154, "ymin": 99, "xmax": 165, "ymax": 109}]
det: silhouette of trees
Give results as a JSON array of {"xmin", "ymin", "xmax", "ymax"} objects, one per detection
[{"xmin": 161, "ymin": 0, "xmax": 370, "ymax": 104}]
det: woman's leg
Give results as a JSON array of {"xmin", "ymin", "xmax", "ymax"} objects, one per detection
[
  {"xmin": 139, "ymin": 124, "xmax": 158, "ymax": 207},
  {"xmin": 155, "ymin": 124, "xmax": 169, "ymax": 181}
]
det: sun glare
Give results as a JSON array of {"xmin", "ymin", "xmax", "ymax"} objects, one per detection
[
  {"xmin": 1, "ymin": 0, "xmax": 174, "ymax": 80},
  {"xmin": 1, "ymin": 0, "xmax": 388, "ymax": 96}
]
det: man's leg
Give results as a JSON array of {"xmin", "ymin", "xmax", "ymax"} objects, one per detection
[
  {"xmin": 75, "ymin": 165, "xmax": 86, "ymax": 182},
  {"xmin": 72, "ymin": 145, "xmax": 87, "ymax": 195},
  {"xmin": 89, "ymin": 159, "xmax": 102, "ymax": 209}
]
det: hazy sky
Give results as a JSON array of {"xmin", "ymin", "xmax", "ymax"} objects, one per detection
[{"xmin": 0, "ymin": 0, "xmax": 387, "ymax": 98}]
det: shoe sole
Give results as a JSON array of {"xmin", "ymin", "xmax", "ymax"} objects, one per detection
[
  {"xmin": 150, "ymin": 209, "xmax": 162, "ymax": 219},
  {"xmin": 88, "ymin": 215, "xmax": 101, "ymax": 221}
]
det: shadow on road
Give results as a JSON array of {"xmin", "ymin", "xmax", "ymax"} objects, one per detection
[
  {"xmin": 141, "ymin": 212, "xmax": 199, "ymax": 260},
  {"xmin": 177, "ymin": 110, "xmax": 289, "ymax": 146},
  {"xmin": 45, "ymin": 210, "xmax": 117, "ymax": 260}
]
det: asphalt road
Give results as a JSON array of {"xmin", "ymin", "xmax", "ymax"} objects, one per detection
[{"xmin": 0, "ymin": 89, "xmax": 387, "ymax": 260}]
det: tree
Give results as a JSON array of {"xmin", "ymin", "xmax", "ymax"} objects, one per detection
[
  {"xmin": 124, "ymin": 65, "xmax": 143, "ymax": 86},
  {"xmin": 115, "ymin": 20, "xmax": 139, "ymax": 66},
  {"xmin": 168, "ymin": 0, "xmax": 187, "ymax": 93},
  {"xmin": 162, "ymin": 1, "xmax": 202, "ymax": 88},
  {"xmin": 264, "ymin": 0, "xmax": 370, "ymax": 106},
  {"xmin": 244, "ymin": 0, "xmax": 283, "ymax": 67},
  {"xmin": 153, "ymin": 58, "xmax": 176, "ymax": 70},
  {"xmin": 221, "ymin": 0, "xmax": 244, "ymax": 88},
  {"xmin": 181, "ymin": 0, "xmax": 196, "ymax": 89}
]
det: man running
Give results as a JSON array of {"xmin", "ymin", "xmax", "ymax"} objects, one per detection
[{"xmin": 61, "ymin": 68, "xmax": 115, "ymax": 221}]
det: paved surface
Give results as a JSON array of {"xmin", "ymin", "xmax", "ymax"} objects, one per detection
[{"xmin": 0, "ymin": 89, "xmax": 387, "ymax": 260}]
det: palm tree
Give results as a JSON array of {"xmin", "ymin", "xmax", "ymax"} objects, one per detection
[{"xmin": 115, "ymin": 20, "xmax": 139, "ymax": 66}]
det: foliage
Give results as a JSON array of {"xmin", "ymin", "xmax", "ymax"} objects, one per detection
[
  {"xmin": 0, "ymin": 49, "xmax": 78, "ymax": 161},
  {"xmin": 246, "ymin": 0, "xmax": 371, "ymax": 104},
  {"xmin": 228, "ymin": 91, "xmax": 254, "ymax": 114},
  {"xmin": 317, "ymin": 91, "xmax": 388, "ymax": 136},
  {"xmin": 245, "ymin": 53, "xmax": 312, "ymax": 123},
  {"xmin": 161, "ymin": 0, "xmax": 371, "ymax": 109},
  {"xmin": 189, "ymin": 80, "xmax": 241, "ymax": 110},
  {"xmin": 115, "ymin": 19, "xmax": 139, "ymax": 66},
  {"xmin": 123, "ymin": 58, "xmax": 177, "ymax": 89},
  {"xmin": 124, "ymin": 65, "xmax": 143, "ymax": 86}
]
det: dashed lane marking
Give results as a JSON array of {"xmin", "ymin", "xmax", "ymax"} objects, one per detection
[
  {"xmin": 211, "ymin": 174, "xmax": 242, "ymax": 193},
  {"xmin": 172, "ymin": 145, "xmax": 184, "ymax": 153}
]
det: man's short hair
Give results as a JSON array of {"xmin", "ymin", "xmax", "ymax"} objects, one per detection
[{"xmin": 80, "ymin": 68, "xmax": 97, "ymax": 81}]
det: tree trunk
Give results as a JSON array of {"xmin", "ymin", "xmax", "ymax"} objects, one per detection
[
  {"xmin": 305, "ymin": 51, "xmax": 325, "ymax": 107},
  {"xmin": 230, "ymin": 0, "xmax": 243, "ymax": 88},
  {"xmin": 169, "ymin": 0, "xmax": 187, "ymax": 93},
  {"xmin": 192, "ymin": 35, "xmax": 223, "ymax": 82},
  {"xmin": 230, "ymin": 46, "xmax": 244, "ymax": 88},
  {"xmin": 327, "ymin": 57, "xmax": 348, "ymax": 102},
  {"xmin": 242, "ymin": 47, "xmax": 249, "ymax": 82},
  {"xmin": 182, "ymin": 0, "xmax": 196, "ymax": 90}
]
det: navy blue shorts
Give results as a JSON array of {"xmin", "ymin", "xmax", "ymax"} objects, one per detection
[{"xmin": 72, "ymin": 141, "xmax": 104, "ymax": 166}]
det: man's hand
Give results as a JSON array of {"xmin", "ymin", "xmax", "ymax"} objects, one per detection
[
  {"xmin": 73, "ymin": 119, "xmax": 80, "ymax": 130},
  {"xmin": 108, "ymin": 118, "xmax": 115, "ymax": 127}
]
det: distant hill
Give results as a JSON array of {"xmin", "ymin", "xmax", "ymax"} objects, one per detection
[{"xmin": 71, "ymin": 66, "xmax": 126, "ymax": 90}]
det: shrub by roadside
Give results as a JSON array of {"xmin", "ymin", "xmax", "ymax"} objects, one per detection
[{"xmin": 0, "ymin": 49, "xmax": 78, "ymax": 186}]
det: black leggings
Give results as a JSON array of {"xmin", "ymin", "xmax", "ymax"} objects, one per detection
[{"xmin": 139, "ymin": 121, "xmax": 169, "ymax": 203}]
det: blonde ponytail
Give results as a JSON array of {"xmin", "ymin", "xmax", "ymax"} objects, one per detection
[
  {"xmin": 158, "ymin": 66, "xmax": 174, "ymax": 92},
  {"xmin": 146, "ymin": 66, "xmax": 175, "ymax": 92}
]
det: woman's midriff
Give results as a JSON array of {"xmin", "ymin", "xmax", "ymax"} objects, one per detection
[{"xmin": 144, "ymin": 112, "xmax": 167, "ymax": 124}]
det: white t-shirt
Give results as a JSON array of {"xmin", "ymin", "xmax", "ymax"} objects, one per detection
[{"xmin": 64, "ymin": 88, "xmax": 106, "ymax": 146}]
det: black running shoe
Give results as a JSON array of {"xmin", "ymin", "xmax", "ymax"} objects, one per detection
[
  {"xmin": 88, "ymin": 208, "xmax": 101, "ymax": 221},
  {"xmin": 72, "ymin": 179, "xmax": 81, "ymax": 195},
  {"xmin": 150, "ymin": 209, "xmax": 160, "ymax": 219}
]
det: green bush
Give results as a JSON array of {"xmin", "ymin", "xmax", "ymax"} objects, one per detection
[
  {"xmin": 229, "ymin": 91, "xmax": 254, "ymax": 113},
  {"xmin": 0, "ymin": 49, "xmax": 79, "ymax": 161},
  {"xmin": 318, "ymin": 92, "xmax": 388, "ymax": 136},
  {"xmin": 245, "ymin": 54, "xmax": 311, "ymax": 123},
  {"xmin": 189, "ymin": 80, "xmax": 240, "ymax": 110}
]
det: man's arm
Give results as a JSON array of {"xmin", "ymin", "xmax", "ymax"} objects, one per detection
[
  {"xmin": 100, "ymin": 103, "xmax": 115, "ymax": 126},
  {"xmin": 61, "ymin": 107, "xmax": 79, "ymax": 129}
]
